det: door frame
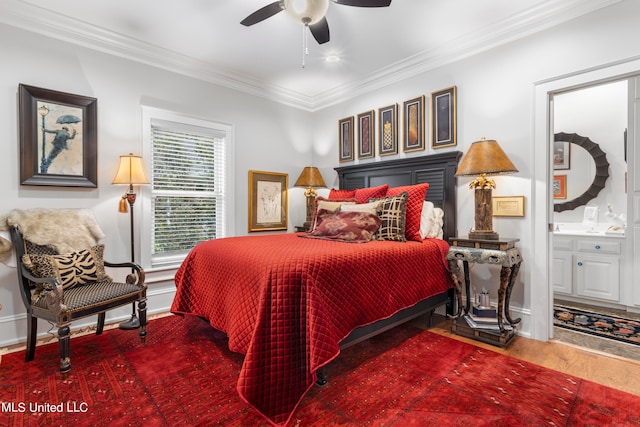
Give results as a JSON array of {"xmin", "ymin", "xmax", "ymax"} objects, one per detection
[{"xmin": 531, "ymin": 56, "xmax": 640, "ymax": 341}]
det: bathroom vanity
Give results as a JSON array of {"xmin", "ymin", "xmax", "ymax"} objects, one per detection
[{"xmin": 553, "ymin": 223, "xmax": 626, "ymax": 305}]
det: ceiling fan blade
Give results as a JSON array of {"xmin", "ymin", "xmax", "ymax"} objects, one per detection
[
  {"xmin": 240, "ymin": 1, "xmax": 284, "ymax": 26},
  {"xmin": 309, "ymin": 17, "xmax": 330, "ymax": 45},
  {"xmin": 332, "ymin": 0, "xmax": 391, "ymax": 7}
]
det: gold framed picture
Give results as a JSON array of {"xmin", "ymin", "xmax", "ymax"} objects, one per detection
[
  {"xmin": 357, "ymin": 110, "xmax": 375, "ymax": 159},
  {"xmin": 402, "ymin": 95, "xmax": 425, "ymax": 152},
  {"xmin": 338, "ymin": 116, "xmax": 354, "ymax": 162},
  {"xmin": 248, "ymin": 170, "xmax": 288, "ymax": 232},
  {"xmin": 378, "ymin": 103, "xmax": 398, "ymax": 156},
  {"xmin": 430, "ymin": 86, "xmax": 457, "ymax": 149},
  {"xmin": 492, "ymin": 196, "xmax": 525, "ymax": 217}
]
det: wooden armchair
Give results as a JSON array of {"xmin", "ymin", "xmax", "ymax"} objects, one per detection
[{"xmin": 10, "ymin": 223, "xmax": 147, "ymax": 374}]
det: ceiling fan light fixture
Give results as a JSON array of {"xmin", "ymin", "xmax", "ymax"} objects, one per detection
[{"xmin": 284, "ymin": 0, "xmax": 329, "ymax": 25}]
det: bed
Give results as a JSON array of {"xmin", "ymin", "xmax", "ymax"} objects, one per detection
[{"xmin": 171, "ymin": 151, "xmax": 461, "ymax": 426}]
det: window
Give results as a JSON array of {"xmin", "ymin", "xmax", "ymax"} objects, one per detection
[{"xmin": 141, "ymin": 107, "xmax": 233, "ymax": 269}]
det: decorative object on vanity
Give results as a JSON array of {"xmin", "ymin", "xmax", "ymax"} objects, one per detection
[
  {"xmin": 338, "ymin": 116, "xmax": 354, "ymax": 162},
  {"xmin": 430, "ymin": 86, "xmax": 457, "ymax": 149},
  {"xmin": 492, "ymin": 195, "xmax": 525, "ymax": 217},
  {"xmin": 18, "ymin": 84, "xmax": 97, "ymax": 187},
  {"xmin": 553, "ymin": 132, "xmax": 610, "ymax": 212},
  {"xmin": 294, "ymin": 166, "xmax": 327, "ymax": 230},
  {"xmin": 112, "ymin": 153, "xmax": 149, "ymax": 330},
  {"xmin": 402, "ymin": 95, "xmax": 425, "ymax": 152},
  {"xmin": 249, "ymin": 170, "xmax": 289, "ymax": 232},
  {"xmin": 553, "ymin": 174, "xmax": 567, "ymax": 199},
  {"xmin": 357, "ymin": 110, "xmax": 375, "ymax": 159},
  {"xmin": 447, "ymin": 237, "xmax": 522, "ymax": 347},
  {"xmin": 378, "ymin": 103, "xmax": 398, "ymax": 156},
  {"xmin": 455, "ymin": 137, "xmax": 518, "ymax": 240}
]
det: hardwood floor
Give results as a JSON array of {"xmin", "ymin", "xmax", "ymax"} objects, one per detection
[{"xmin": 424, "ymin": 314, "xmax": 640, "ymax": 397}]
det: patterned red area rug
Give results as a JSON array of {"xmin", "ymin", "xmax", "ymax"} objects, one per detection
[{"xmin": 1, "ymin": 314, "xmax": 639, "ymax": 426}]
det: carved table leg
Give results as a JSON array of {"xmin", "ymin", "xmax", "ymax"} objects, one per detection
[
  {"xmin": 497, "ymin": 266, "xmax": 512, "ymax": 333},
  {"xmin": 504, "ymin": 261, "xmax": 522, "ymax": 326},
  {"xmin": 447, "ymin": 260, "xmax": 464, "ymax": 317},
  {"xmin": 462, "ymin": 261, "xmax": 471, "ymax": 315}
]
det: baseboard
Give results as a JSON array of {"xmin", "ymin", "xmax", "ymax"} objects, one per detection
[{"xmin": 0, "ymin": 285, "xmax": 176, "ymax": 350}]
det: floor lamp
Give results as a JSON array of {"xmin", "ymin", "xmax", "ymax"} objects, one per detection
[{"xmin": 112, "ymin": 153, "xmax": 149, "ymax": 330}]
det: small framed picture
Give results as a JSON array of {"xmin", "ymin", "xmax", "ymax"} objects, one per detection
[
  {"xmin": 431, "ymin": 86, "xmax": 457, "ymax": 148},
  {"xmin": 402, "ymin": 95, "xmax": 425, "ymax": 152},
  {"xmin": 553, "ymin": 140, "xmax": 570, "ymax": 170},
  {"xmin": 18, "ymin": 84, "xmax": 98, "ymax": 187},
  {"xmin": 378, "ymin": 104, "xmax": 398, "ymax": 156},
  {"xmin": 357, "ymin": 110, "xmax": 375, "ymax": 159},
  {"xmin": 553, "ymin": 175, "xmax": 567, "ymax": 199},
  {"xmin": 492, "ymin": 196, "xmax": 525, "ymax": 217},
  {"xmin": 338, "ymin": 116, "xmax": 354, "ymax": 162},
  {"xmin": 248, "ymin": 170, "xmax": 288, "ymax": 232}
]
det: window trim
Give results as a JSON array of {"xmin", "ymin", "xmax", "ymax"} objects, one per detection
[{"xmin": 140, "ymin": 106, "xmax": 234, "ymax": 270}]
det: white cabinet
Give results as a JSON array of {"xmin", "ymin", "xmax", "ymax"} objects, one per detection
[{"xmin": 553, "ymin": 234, "xmax": 623, "ymax": 303}]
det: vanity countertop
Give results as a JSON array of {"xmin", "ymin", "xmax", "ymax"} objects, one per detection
[{"xmin": 553, "ymin": 223, "xmax": 625, "ymax": 238}]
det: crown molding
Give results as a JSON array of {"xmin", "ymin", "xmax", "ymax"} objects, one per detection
[{"xmin": 1, "ymin": 0, "xmax": 621, "ymax": 112}]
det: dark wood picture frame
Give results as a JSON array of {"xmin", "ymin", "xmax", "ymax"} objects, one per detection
[
  {"xmin": 338, "ymin": 116, "xmax": 354, "ymax": 162},
  {"xmin": 357, "ymin": 110, "xmax": 375, "ymax": 159},
  {"xmin": 553, "ymin": 140, "xmax": 571, "ymax": 170},
  {"xmin": 403, "ymin": 95, "xmax": 425, "ymax": 152},
  {"xmin": 248, "ymin": 170, "xmax": 288, "ymax": 232},
  {"xmin": 431, "ymin": 86, "xmax": 457, "ymax": 148},
  {"xmin": 19, "ymin": 84, "xmax": 98, "ymax": 187},
  {"xmin": 378, "ymin": 103, "xmax": 398, "ymax": 156}
]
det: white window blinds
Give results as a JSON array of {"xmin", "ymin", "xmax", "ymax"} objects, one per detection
[{"xmin": 149, "ymin": 120, "xmax": 226, "ymax": 266}]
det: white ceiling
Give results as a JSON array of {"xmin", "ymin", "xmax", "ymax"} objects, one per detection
[{"xmin": 1, "ymin": 0, "xmax": 621, "ymax": 110}]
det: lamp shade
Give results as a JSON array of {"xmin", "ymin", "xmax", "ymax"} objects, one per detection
[
  {"xmin": 455, "ymin": 138, "xmax": 518, "ymax": 177},
  {"xmin": 112, "ymin": 154, "xmax": 149, "ymax": 185},
  {"xmin": 294, "ymin": 166, "xmax": 327, "ymax": 188}
]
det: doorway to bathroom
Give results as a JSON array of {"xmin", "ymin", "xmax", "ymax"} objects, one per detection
[{"xmin": 550, "ymin": 78, "xmax": 637, "ymax": 359}]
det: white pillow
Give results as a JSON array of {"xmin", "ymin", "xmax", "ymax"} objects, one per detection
[
  {"xmin": 419, "ymin": 201, "xmax": 444, "ymax": 239},
  {"xmin": 340, "ymin": 200, "xmax": 382, "ymax": 216}
]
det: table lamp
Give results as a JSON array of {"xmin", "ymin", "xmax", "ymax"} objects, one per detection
[
  {"xmin": 294, "ymin": 166, "xmax": 327, "ymax": 229},
  {"xmin": 455, "ymin": 138, "xmax": 518, "ymax": 240}
]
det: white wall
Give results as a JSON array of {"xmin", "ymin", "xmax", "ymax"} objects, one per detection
[
  {"xmin": 0, "ymin": 24, "xmax": 313, "ymax": 347},
  {"xmin": 313, "ymin": 0, "xmax": 640, "ymax": 338}
]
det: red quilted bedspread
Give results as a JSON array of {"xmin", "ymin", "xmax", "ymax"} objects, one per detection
[{"xmin": 171, "ymin": 233, "xmax": 452, "ymax": 426}]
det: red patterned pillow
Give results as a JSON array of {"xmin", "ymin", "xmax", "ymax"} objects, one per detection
[
  {"xmin": 310, "ymin": 197, "xmax": 357, "ymax": 231},
  {"xmin": 328, "ymin": 188, "xmax": 356, "ymax": 199},
  {"xmin": 354, "ymin": 184, "xmax": 388, "ymax": 204},
  {"xmin": 308, "ymin": 211, "xmax": 381, "ymax": 243},
  {"xmin": 385, "ymin": 183, "xmax": 429, "ymax": 241}
]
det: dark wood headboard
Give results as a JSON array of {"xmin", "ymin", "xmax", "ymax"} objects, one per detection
[{"xmin": 334, "ymin": 151, "xmax": 461, "ymax": 240}]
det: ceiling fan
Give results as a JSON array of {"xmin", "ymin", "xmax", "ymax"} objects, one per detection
[{"xmin": 241, "ymin": 0, "xmax": 392, "ymax": 45}]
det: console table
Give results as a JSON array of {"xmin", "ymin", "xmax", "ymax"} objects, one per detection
[{"xmin": 446, "ymin": 237, "xmax": 523, "ymax": 346}]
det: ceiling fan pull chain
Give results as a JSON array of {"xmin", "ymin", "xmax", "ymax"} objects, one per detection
[{"xmin": 302, "ymin": 23, "xmax": 307, "ymax": 68}]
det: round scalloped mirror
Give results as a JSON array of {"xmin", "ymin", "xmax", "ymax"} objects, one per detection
[{"xmin": 553, "ymin": 132, "xmax": 610, "ymax": 212}]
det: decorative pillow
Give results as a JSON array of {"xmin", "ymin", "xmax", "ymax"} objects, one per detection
[
  {"xmin": 370, "ymin": 192, "xmax": 408, "ymax": 242},
  {"xmin": 386, "ymin": 183, "xmax": 429, "ymax": 241},
  {"xmin": 22, "ymin": 244, "xmax": 110, "ymax": 290},
  {"xmin": 354, "ymin": 184, "xmax": 389, "ymax": 204},
  {"xmin": 308, "ymin": 211, "xmax": 381, "ymax": 243},
  {"xmin": 328, "ymin": 188, "xmax": 356, "ymax": 199},
  {"xmin": 420, "ymin": 201, "xmax": 445, "ymax": 239},
  {"xmin": 340, "ymin": 200, "xmax": 382, "ymax": 216},
  {"xmin": 311, "ymin": 197, "xmax": 357, "ymax": 231}
]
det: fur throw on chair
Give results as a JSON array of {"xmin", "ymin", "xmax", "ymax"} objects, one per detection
[{"xmin": 0, "ymin": 208, "xmax": 106, "ymax": 264}]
